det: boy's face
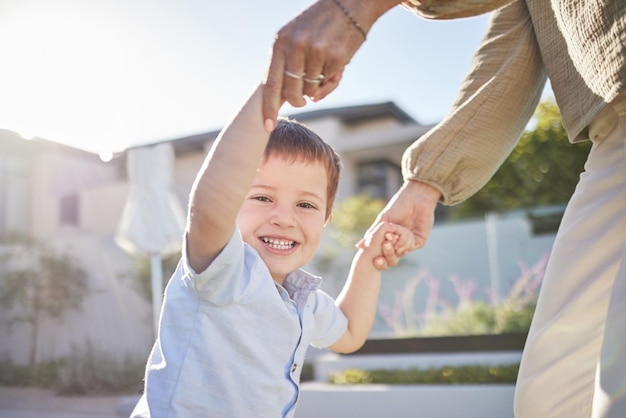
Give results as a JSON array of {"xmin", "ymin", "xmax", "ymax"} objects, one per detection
[{"xmin": 236, "ymin": 155, "xmax": 329, "ymax": 284}]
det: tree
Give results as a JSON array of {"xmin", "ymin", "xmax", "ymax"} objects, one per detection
[
  {"xmin": 328, "ymin": 194, "xmax": 387, "ymax": 246},
  {"xmin": 0, "ymin": 234, "xmax": 88, "ymax": 367},
  {"xmin": 449, "ymin": 101, "xmax": 592, "ymax": 220}
]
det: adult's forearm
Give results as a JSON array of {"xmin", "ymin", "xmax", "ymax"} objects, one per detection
[{"xmin": 338, "ymin": 0, "xmax": 406, "ymax": 33}]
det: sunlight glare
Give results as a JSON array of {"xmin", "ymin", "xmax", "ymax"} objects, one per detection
[
  {"xmin": 99, "ymin": 150, "xmax": 114, "ymax": 162},
  {"xmin": 0, "ymin": 6, "xmax": 129, "ymax": 152}
]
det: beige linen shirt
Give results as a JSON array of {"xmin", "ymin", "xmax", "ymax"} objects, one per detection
[{"xmin": 401, "ymin": 0, "xmax": 626, "ymax": 205}]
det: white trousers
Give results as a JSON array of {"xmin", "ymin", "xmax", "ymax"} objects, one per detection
[{"xmin": 514, "ymin": 97, "xmax": 626, "ymax": 418}]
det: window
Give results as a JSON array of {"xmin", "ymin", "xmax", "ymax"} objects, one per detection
[{"xmin": 356, "ymin": 160, "xmax": 402, "ymax": 200}]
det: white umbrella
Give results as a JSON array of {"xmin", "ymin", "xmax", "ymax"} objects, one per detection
[{"xmin": 116, "ymin": 142, "xmax": 185, "ymax": 336}]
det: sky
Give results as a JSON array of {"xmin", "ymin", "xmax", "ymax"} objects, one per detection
[{"xmin": 0, "ymin": 0, "xmax": 551, "ymax": 158}]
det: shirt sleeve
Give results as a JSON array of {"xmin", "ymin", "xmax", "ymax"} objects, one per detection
[
  {"xmin": 180, "ymin": 229, "xmax": 255, "ymax": 305},
  {"xmin": 402, "ymin": 0, "xmax": 516, "ymax": 20},
  {"xmin": 402, "ymin": 0, "xmax": 546, "ymax": 205},
  {"xmin": 308, "ymin": 289, "xmax": 348, "ymax": 348}
]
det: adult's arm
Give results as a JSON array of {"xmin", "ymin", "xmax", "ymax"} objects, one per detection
[
  {"xmin": 370, "ymin": 1, "xmax": 546, "ymax": 268},
  {"xmin": 403, "ymin": 0, "xmax": 546, "ymax": 205}
]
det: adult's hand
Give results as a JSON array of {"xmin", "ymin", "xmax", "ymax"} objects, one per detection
[
  {"xmin": 364, "ymin": 180, "xmax": 441, "ymax": 269},
  {"xmin": 262, "ymin": 0, "xmax": 403, "ymax": 132}
]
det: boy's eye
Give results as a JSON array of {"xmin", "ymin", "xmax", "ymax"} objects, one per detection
[
  {"xmin": 298, "ymin": 202, "xmax": 318, "ymax": 210},
  {"xmin": 252, "ymin": 196, "xmax": 271, "ymax": 202}
]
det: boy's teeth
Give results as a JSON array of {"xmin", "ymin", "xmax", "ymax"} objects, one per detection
[{"xmin": 262, "ymin": 237, "xmax": 295, "ymax": 249}]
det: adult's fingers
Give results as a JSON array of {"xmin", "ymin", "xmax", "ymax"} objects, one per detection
[
  {"xmin": 301, "ymin": 40, "xmax": 327, "ymax": 99},
  {"xmin": 310, "ymin": 71, "xmax": 343, "ymax": 102},
  {"xmin": 280, "ymin": 46, "xmax": 307, "ymax": 107},
  {"xmin": 263, "ymin": 52, "xmax": 286, "ymax": 132},
  {"xmin": 301, "ymin": 35, "xmax": 346, "ymax": 99},
  {"xmin": 262, "ymin": 34, "xmax": 308, "ymax": 131}
]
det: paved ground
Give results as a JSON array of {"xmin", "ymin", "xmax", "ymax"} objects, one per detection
[{"xmin": 0, "ymin": 387, "xmax": 139, "ymax": 418}]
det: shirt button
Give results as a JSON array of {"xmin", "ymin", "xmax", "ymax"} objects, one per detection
[{"xmin": 291, "ymin": 363, "xmax": 297, "ymax": 373}]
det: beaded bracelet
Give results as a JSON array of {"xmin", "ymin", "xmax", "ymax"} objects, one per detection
[{"xmin": 330, "ymin": 0, "xmax": 368, "ymax": 40}]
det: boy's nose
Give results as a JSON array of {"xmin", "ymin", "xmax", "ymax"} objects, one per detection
[{"xmin": 269, "ymin": 205, "xmax": 296, "ymax": 227}]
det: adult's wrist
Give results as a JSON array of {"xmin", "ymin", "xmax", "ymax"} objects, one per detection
[
  {"xmin": 404, "ymin": 179, "xmax": 442, "ymax": 206},
  {"xmin": 334, "ymin": 0, "xmax": 405, "ymax": 33}
]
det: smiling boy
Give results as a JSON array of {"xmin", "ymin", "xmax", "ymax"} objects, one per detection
[{"xmin": 131, "ymin": 84, "xmax": 414, "ymax": 418}]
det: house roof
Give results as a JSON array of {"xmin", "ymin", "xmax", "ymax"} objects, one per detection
[
  {"xmin": 0, "ymin": 129, "xmax": 102, "ymax": 160},
  {"xmin": 290, "ymin": 101, "xmax": 416, "ymax": 125},
  {"xmin": 152, "ymin": 101, "xmax": 421, "ymax": 156}
]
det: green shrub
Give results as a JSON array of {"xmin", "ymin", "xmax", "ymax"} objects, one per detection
[
  {"xmin": 57, "ymin": 344, "xmax": 145, "ymax": 395},
  {"xmin": 130, "ymin": 253, "xmax": 180, "ymax": 302},
  {"xmin": 418, "ymin": 301, "xmax": 536, "ymax": 336},
  {"xmin": 0, "ymin": 358, "xmax": 65, "ymax": 388},
  {"xmin": 329, "ymin": 363, "xmax": 519, "ymax": 385},
  {"xmin": 0, "ymin": 345, "xmax": 145, "ymax": 395}
]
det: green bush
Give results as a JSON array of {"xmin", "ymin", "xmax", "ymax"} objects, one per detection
[
  {"xmin": 329, "ymin": 363, "xmax": 519, "ymax": 385},
  {"xmin": 57, "ymin": 344, "xmax": 145, "ymax": 395},
  {"xmin": 0, "ymin": 358, "xmax": 65, "ymax": 388},
  {"xmin": 131, "ymin": 252, "xmax": 180, "ymax": 302},
  {"xmin": 418, "ymin": 300, "xmax": 536, "ymax": 336},
  {"xmin": 0, "ymin": 345, "xmax": 146, "ymax": 395}
]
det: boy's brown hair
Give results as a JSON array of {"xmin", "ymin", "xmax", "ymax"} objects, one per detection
[{"xmin": 265, "ymin": 118, "xmax": 342, "ymax": 220}]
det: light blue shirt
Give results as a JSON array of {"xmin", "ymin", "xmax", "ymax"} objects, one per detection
[{"xmin": 131, "ymin": 229, "xmax": 348, "ymax": 417}]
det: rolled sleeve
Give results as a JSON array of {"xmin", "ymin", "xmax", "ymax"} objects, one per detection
[
  {"xmin": 181, "ymin": 229, "xmax": 255, "ymax": 305},
  {"xmin": 402, "ymin": 0, "xmax": 515, "ymax": 20}
]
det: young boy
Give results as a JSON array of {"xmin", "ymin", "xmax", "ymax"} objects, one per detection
[{"xmin": 131, "ymin": 84, "xmax": 414, "ymax": 417}]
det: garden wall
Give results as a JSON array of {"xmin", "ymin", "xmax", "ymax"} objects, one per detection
[{"xmin": 295, "ymin": 333, "xmax": 525, "ymax": 418}]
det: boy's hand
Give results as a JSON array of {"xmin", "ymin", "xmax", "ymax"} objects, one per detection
[
  {"xmin": 360, "ymin": 222, "xmax": 416, "ymax": 271},
  {"xmin": 357, "ymin": 181, "xmax": 441, "ymax": 270}
]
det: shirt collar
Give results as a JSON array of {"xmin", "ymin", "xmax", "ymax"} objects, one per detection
[{"xmin": 280, "ymin": 269, "xmax": 322, "ymax": 309}]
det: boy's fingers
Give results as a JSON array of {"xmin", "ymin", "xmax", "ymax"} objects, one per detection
[
  {"xmin": 382, "ymin": 240, "xmax": 399, "ymax": 267},
  {"xmin": 374, "ymin": 256, "xmax": 389, "ymax": 271},
  {"xmin": 388, "ymin": 223, "xmax": 419, "ymax": 255}
]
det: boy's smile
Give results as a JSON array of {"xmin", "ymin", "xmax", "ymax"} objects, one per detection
[
  {"xmin": 261, "ymin": 237, "xmax": 296, "ymax": 251},
  {"xmin": 236, "ymin": 155, "xmax": 329, "ymax": 284}
]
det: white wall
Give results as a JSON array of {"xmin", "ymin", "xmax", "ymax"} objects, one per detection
[{"xmin": 0, "ymin": 232, "xmax": 154, "ymax": 365}]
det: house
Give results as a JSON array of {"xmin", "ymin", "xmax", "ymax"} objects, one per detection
[{"xmin": 0, "ymin": 101, "xmax": 435, "ymax": 365}]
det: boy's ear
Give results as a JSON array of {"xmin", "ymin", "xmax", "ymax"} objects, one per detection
[{"xmin": 324, "ymin": 213, "xmax": 332, "ymax": 226}]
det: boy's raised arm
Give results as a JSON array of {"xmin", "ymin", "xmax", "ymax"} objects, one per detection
[{"xmin": 186, "ymin": 85, "xmax": 272, "ymax": 273}]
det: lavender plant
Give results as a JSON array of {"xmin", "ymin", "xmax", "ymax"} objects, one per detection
[{"xmin": 378, "ymin": 254, "xmax": 548, "ymax": 336}]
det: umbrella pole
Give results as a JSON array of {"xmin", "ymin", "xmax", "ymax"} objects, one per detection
[{"xmin": 150, "ymin": 252, "xmax": 164, "ymax": 337}]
